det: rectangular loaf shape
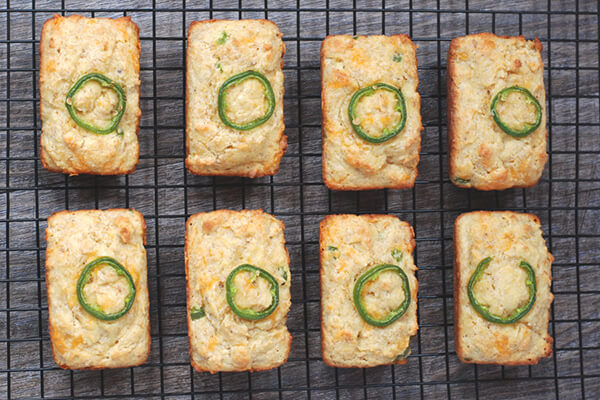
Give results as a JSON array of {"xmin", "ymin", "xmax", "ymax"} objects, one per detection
[
  {"xmin": 185, "ymin": 209, "xmax": 292, "ymax": 372},
  {"xmin": 40, "ymin": 15, "xmax": 141, "ymax": 175},
  {"xmin": 185, "ymin": 19, "xmax": 287, "ymax": 177},
  {"xmin": 454, "ymin": 211, "xmax": 554, "ymax": 365},
  {"xmin": 45, "ymin": 209, "xmax": 150, "ymax": 369},
  {"xmin": 447, "ymin": 33, "xmax": 548, "ymax": 190},
  {"xmin": 321, "ymin": 35, "xmax": 422, "ymax": 190},
  {"xmin": 320, "ymin": 214, "xmax": 418, "ymax": 368}
]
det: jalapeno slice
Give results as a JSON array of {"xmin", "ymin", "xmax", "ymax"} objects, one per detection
[
  {"xmin": 348, "ymin": 83, "xmax": 407, "ymax": 144},
  {"xmin": 467, "ymin": 257, "xmax": 536, "ymax": 324},
  {"xmin": 190, "ymin": 306, "xmax": 206, "ymax": 320},
  {"xmin": 490, "ymin": 86, "xmax": 542, "ymax": 138},
  {"xmin": 217, "ymin": 70, "xmax": 276, "ymax": 131},
  {"xmin": 394, "ymin": 346, "xmax": 411, "ymax": 362},
  {"xmin": 65, "ymin": 73, "xmax": 126, "ymax": 136},
  {"xmin": 76, "ymin": 256, "xmax": 136, "ymax": 321},
  {"xmin": 353, "ymin": 264, "xmax": 411, "ymax": 327},
  {"xmin": 453, "ymin": 177, "xmax": 471, "ymax": 186},
  {"xmin": 225, "ymin": 264, "xmax": 279, "ymax": 320}
]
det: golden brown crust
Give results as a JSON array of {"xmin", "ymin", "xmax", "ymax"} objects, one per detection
[
  {"xmin": 453, "ymin": 211, "xmax": 553, "ymax": 365},
  {"xmin": 46, "ymin": 208, "xmax": 150, "ymax": 370},
  {"xmin": 446, "ymin": 37, "xmax": 459, "ymax": 187},
  {"xmin": 447, "ymin": 33, "xmax": 547, "ymax": 190},
  {"xmin": 39, "ymin": 15, "xmax": 141, "ymax": 176},
  {"xmin": 319, "ymin": 215, "xmax": 332, "ymax": 367},
  {"xmin": 185, "ymin": 20, "xmax": 287, "ymax": 178},
  {"xmin": 184, "ymin": 214, "xmax": 195, "ymax": 371},
  {"xmin": 185, "ymin": 209, "xmax": 292, "ymax": 373},
  {"xmin": 321, "ymin": 35, "xmax": 423, "ymax": 191},
  {"xmin": 453, "ymin": 214, "xmax": 462, "ymax": 363},
  {"xmin": 188, "ymin": 334, "xmax": 292, "ymax": 374}
]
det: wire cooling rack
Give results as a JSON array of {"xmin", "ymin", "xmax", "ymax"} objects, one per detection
[{"xmin": 1, "ymin": 0, "xmax": 599, "ymax": 399}]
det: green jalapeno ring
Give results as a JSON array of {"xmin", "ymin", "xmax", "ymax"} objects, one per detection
[
  {"xmin": 217, "ymin": 70, "xmax": 276, "ymax": 131},
  {"xmin": 353, "ymin": 263, "xmax": 411, "ymax": 327},
  {"xmin": 65, "ymin": 73, "xmax": 127, "ymax": 136},
  {"xmin": 348, "ymin": 83, "xmax": 407, "ymax": 144},
  {"xmin": 490, "ymin": 86, "xmax": 542, "ymax": 138},
  {"xmin": 76, "ymin": 256, "xmax": 136, "ymax": 321},
  {"xmin": 467, "ymin": 257, "xmax": 536, "ymax": 324},
  {"xmin": 225, "ymin": 264, "xmax": 279, "ymax": 320}
]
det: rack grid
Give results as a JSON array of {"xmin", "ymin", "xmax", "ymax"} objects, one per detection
[{"xmin": 1, "ymin": 0, "xmax": 599, "ymax": 399}]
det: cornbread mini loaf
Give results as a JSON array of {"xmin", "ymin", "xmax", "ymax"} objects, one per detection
[
  {"xmin": 186, "ymin": 20, "xmax": 287, "ymax": 177},
  {"xmin": 320, "ymin": 214, "xmax": 418, "ymax": 367},
  {"xmin": 447, "ymin": 33, "xmax": 548, "ymax": 190},
  {"xmin": 40, "ymin": 15, "xmax": 141, "ymax": 175},
  {"xmin": 45, "ymin": 209, "xmax": 150, "ymax": 369},
  {"xmin": 185, "ymin": 209, "xmax": 292, "ymax": 372},
  {"xmin": 321, "ymin": 35, "xmax": 423, "ymax": 190},
  {"xmin": 454, "ymin": 211, "xmax": 554, "ymax": 365}
]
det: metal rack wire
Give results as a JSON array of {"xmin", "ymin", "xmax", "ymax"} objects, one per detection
[{"xmin": 1, "ymin": 0, "xmax": 599, "ymax": 399}]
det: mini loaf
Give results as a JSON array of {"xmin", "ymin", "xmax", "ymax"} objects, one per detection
[
  {"xmin": 185, "ymin": 19, "xmax": 287, "ymax": 177},
  {"xmin": 40, "ymin": 15, "xmax": 141, "ymax": 175},
  {"xmin": 447, "ymin": 33, "xmax": 548, "ymax": 190},
  {"xmin": 321, "ymin": 35, "xmax": 423, "ymax": 190},
  {"xmin": 45, "ymin": 209, "xmax": 150, "ymax": 369},
  {"xmin": 454, "ymin": 211, "xmax": 554, "ymax": 365},
  {"xmin": 320, "ymin": 214, "xmax": 419, "ymax": 368},
  {"xmin": 185, "ymin": 209, "xmax": 292, "ymax": 372}
]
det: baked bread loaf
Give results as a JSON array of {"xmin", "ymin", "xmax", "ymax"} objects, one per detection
[
  {"xmin": 185, "ymin": 19, "xmax": 287, "ymax": 177},
  {"xmin": 320, "ymin": 214, "xmax": 418, "ymax": 367},
  {"xmin": 321, "ymin": 35, "xmax": 422, "ymax": 190},
  {"xmin": 185, "ymin": 209, "xmax": 292, "ymax": 372},
  {"xmin": 45, "ymin": 209, "xmax": 150, "ymax": 369},
  {"xmin": 40, "ymin": 15, "xmax": 141, "ymax": 175},
  {"xmin": 454, "ymin": 211, "xmax": 554, "ymax": 365},
  {"xmin": 447, "ymin": 33, "xmax": 547, "ymax": 190}
]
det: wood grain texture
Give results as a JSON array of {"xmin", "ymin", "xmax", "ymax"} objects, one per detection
[{"xmin": 0, "ymin": 1, "xmax": 599, "ymax": 399}]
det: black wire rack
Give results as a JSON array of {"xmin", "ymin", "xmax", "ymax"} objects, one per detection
[{"xmin": 1, "ymin": 0, "xmax": 599, "ymax": 399}]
